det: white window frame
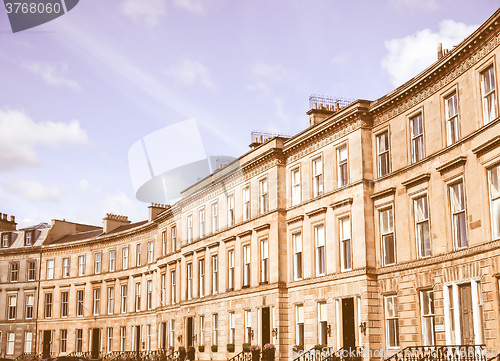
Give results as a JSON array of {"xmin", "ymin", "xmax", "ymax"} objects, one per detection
[
  {"xmin": 199, "ymin": 259, "xmax": 205, "ymax": 297},
  {"xmin": 8, "ymin": 295, "xmax": 17, "ymax": 320},
  {"xmin": 109, "ymin": 250, "xmax": 116, "ymax": 272},
  {"xmin": 377, "ymin": 131, "xmax": 390, "ymax": 177},
  {"xmin": 414, "ymin": 194, "xmax": 431, "ymax": 258},
  {"xmin": 385, "ymin": 295, "xmax": 399, "ymax": 349},
  {"xmin": 94, "ymin": 252, "xmax": 102, "ymax": 274},
  {"xmin": 340, "ymin": 216, "xmax": 352, "ymax": 271},
  {"xmin": 135, "ymin": 282, "xmax": 141, "ymax": 312},
  {"xmin": 293, "ymin": 232, "xmax": 303, "ymax": 280},
  {"xmin": 450, "ymin": 180, "xmax": 467, "ymax": 249},
  {"xmin": 243, "ymin": 186, "xmax": 250, "ymax": 221},
  {"xmin": 228, "ymin": 312, "xmax": 235, "ymax": 344},
  {"xmin": 136, "ymin": 243, "xmax": 142, "ymax": 267},
  {"xmin": 122, "ymin": 247, "xmax": 129, "ymax": 270},
  {"xmin": 93, "ymin": 288, "xmax": 101, "ymax": 316},
  {"xmin": 147, "ymin": 280, "xmax": 152, "ymax": 310},
  {"xmin": 488, "ymin": 164, "xmax": 500, "ymax": 240},
  {"xmin": 227, "ymin": 195, "xmax": 235, "ymax": 227},
  {"xmin": 314, "ymin": 225, "xmax": 325, "ymax": 276},
  {"xmin": 187, "ymin": 214, "xmax": 193, "ymax": 243},
  {"xmin": 76, "ymin": 289, "xmax": 84, "ymax": 316},
  {"xmin": 296, "ymin": 304, "xmax": 304, "ymax": 346},
  {"xmin": 199, "ymin": 207, "xmax": 206, "ymax": 238},
  {"xmin": 62, "ymin": 257, "xmax": 70, "ymax": 278},
  {"xmin": 420, "ymin": 290, "xmax": 435, "ymax": 346},
  {"xmin": 243, "ymin": 245, "xmax": 250, "ymax": 287},
  {"xmin": 445, "ymin": 92, "xmax": 460, "ymax": 145},
  {"xmin": 260, "ymin": 178, "xmax": 269, "ymax": 214},
  {"xmin": 481, "ymin": 64, "xmax": 498, "ymax": 124},
  {"xmin": 312, "ymin": 157, "xmax": 323, "ymax": 197},
  {"xmin": 337, "ymin": 145, "xmax": 348, "ymax": 187},
  {"xmin": 211, "ymin": 202, "xmax": 219, "ymax": 233},
  {"xmin": 46, "ymin": 259, "xmax": 54, "ymax": 280},
  {"xmin": 410, "ymin": 113, "xmax": 425, "ymax": 163},
  {"xmin": 171, "ymin": 270, "xmax": 176, "ymax": 304},
  {"xmin": 120, "ymin": 285, "xmax": 127, "ymax": 313},
  {"xmin": 291, "ymin": 167, "xmax": 301, "ymax": 206},
  {"xmin": 212, "ymin": 255, "xmax": 218, "ymax": 295},
  {"xmin": 107, "ymin": 286, "xmax": 114, "ymax": 314},
  {"xmin": 260, "ymin": 239, "xmax": 269, "ymax": 283},
  {"xmin": 380, "ymin": 207, "xmax": 396, "ymax": 266},
  {"xmin": 187, "ymin": 263, "xmax": 193, "ymax": 300}
]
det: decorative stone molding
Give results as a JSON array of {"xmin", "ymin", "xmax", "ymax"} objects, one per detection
[
  {"xmin": 371, "ymin": 187, "xmax": 396, "ymax": 201},
  {"xmin": 253, "ymin": 224, "xmax": 270, "ymax": 232},
  {"xmin": 330, "ymin": 198, "xmax": 353, "ymax": 210},
  {"xmin": 286, "ymin": 215, "xmax": 304, "ymax": 225},
  {"xmin": 222, "ymin": 236, "xmax": 236, "ymax": 243},
  {"xmin": 436, "ymin": 156, "xmax": 467, "ymax": 174},
  {"xmin": 207, "ymin": 241, "xmax": 220, "ymax": 249},
  {"xmin": 472, "ymin": 135, "xmax": 500, "ymax": 157},
  {"xmin": 402, "ymin": 173, "xmax": 431, "ymax": 189},
  {"xmin": 236, "ymin": 230, "xmax": 252, "ymax": 238},
  {"xmin": 305, "ymin": 207, "xmax": 327, "ymax": 218}
]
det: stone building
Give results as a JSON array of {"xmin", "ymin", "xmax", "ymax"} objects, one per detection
[{"xmin": 2, "ymin": 8, "xmax": 500, "ymax": 361}]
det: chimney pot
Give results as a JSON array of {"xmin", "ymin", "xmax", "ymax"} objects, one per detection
[
  {"xmin": 313, "ymin": 103, "xmax": 317, "ymax": 109},
  {"xmin": 437, "ymin": 43, "xmax": 443, "ymax": 60},
  {"xmin": 10, "ymin": 216, "xmax": 15, "ymax": 222}
]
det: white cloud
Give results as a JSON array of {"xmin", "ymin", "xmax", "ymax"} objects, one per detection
[
  {"xmin": 173, "ymin": 0, "xmax": 204, "ymax": 13},
  {"xmin": 381, "ymin": 20, "xmax": 477, "ymax": 87},
  {"xmin": 389, "ymin": 0, "xmax": 439, "ymax": 11},
  {"xmin": 247, "ymin": 63, "xmax": 295, "ymax": 91},
  {"xmin": 7, "ymin": 179, "xmax": 62, "ymax": 203},
  {"xmin": 164, "ymin": 59, "xmax": 215, "ymax": 89},
  {"xmin": 121, "ymin": 0, "xmax": 167, "ymax": 27},
  {"xmin": 23, "ymin": 61, "xmax": 81, "ymax": 92},
  {"xmin": 0, "ymin": 109, "xmax": 90, "ymax": 170}
]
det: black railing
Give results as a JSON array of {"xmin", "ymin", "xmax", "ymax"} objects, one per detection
[
  {"xmin": 293, "ymin": 346, "xmax": 363, "ymax": 361},
  {"xmin": 487, "ymin": 354, "xmax": 500, "ymax": 361},
  {"xmin": 385, "ymin": 345, "xmax": 488, "ymax": 361},
  {"xmin": 228, "ymin": 350, "xmax": 252, "ymax": 361}
]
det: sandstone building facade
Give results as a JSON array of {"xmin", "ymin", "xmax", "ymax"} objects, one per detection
[{"xmin": 2, "ymin": 9, "xmax": 500, "ymax": 361}]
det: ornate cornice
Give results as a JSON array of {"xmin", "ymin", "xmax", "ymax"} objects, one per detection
[
  {"xmin": 237, "ymin": 230, "xmax": 252, "ymax": 238},
  {"xmin": 330, "ymin": 198, "xmax": 353, "ymax": 210},
  {"xmin": 402, "ymin": 173, "xmax": 431, "ymax": 189},
  {"xmin": 305, "ymin": 207, "xmax": 327, "ymax": 218},
  {"xmin": 253, "ymin": 224, "xmax": 270, "ymax": 232},
  {"xmin": 371, "ymin": 187, "xmax": 396, "ymax": 201},
  {"xmin": 436, "ymin": 156, "xmax": 467, "ymax": 175},
  {"xmin": 286, "ymin": 215, "xmax": 304, "ymax": 225},
  {"xmin": 472, "ymin": 135, "xmax": 500, "ymax": 157}
]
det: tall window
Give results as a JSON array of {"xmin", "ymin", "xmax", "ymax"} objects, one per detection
[
  {"xmin": 243, "ymin": 186, "xmax": 250, "ymax": 221},
  {"xmin": 212, "ymin": 313, "xmax": 218, "ymax": 346},
  {"xmin": 44, "ymin": 293, "xmax": 52, "ymax": 318},
  {"xmin": 385, "ymin": 295, "xmax": 399, "ymax": 348},
  {"xmin": 318, "ymin": 302, "xmax": 327, "ymax": 345},
  {"xmin": 340, "ymin": 217, "xmax": 352, "ymax": 271},
  {"xmin": 120, "ymin": 327, "xmax": 126, "ymax": 352},
  {"xmin": 260, "ymin": 178, "xmax": 269, "ymax": 214},
  {"xmin": 227, "ymin": 195, "xmax": 235, "ymax": 227},
  {"xmin": 445, "ymin": 92, "xmax": 459, "ymax": 145},
  {"xmin": 162, "ymin": 231, "xmax": 167, "ymax": 256},
  {"xmin": 199, "ymin": 259, "xmax": 205, "ymax": 297},
  {"xmin": 108, "ymin": 250, "xmax": 116, "ymax": 272},
  {"xmin": 171, "ymin": 226, "xmax": 177, "ymax": 251},
  {"xmin": 414, "ymin": 195, "xmax": 431, "ymax": 258},
  {"xmin": 93, "ymin": 288, "xmax": 101, "ymax": 316},
  {"xmin": 381, "ymin": 207, "xmax": 396, "ymax": 266},
  {"xmin": 95, "ymin": 252, "xmax": 102, "ymax": 274},
  {"xmin": 107, "ymin": 328, "xmax": 113, "ymax": 353},
  {"xmin": 171, "ymin": 270, "xmax": 176, "ymax": 303},
  {"xmin": 7, "ymin": 332, "xmax": 15, "ymax": 355},
  {"xmin": 107, "ymin": 286, "xmax": 114, "ymax": 314},
  {"xmin": 481, "ymin": 65, "xmax": 498, "ymax": 123},
  {"xmin": 290, "ymin": 168, "xmax": 301, "ymax": 206},
  {"xmin": 78, "ymin": 255, "xmax": 86, "ymax": 276},
  {"xmin": 312, "ymin": 157, "xmax": 323, "ymax": 197},
  {"xmin": 25, "ymin": 231, "xmax": 33, "ymax": 246},
  {"xmin": 136, "ymin": 244, "xmax": 142, "ymax": 267},
  {"xmin": 315, "ymin": 225, "xmax": 325, "ymax": 276},
  {"xmin": 227, "ymin": 250, "xmax": 235, "ymax": 291},
  {"xmin": 46, "ymin": 259, "xmax": 54, "ymax": 279},
  {"xmin": 200, "ymin": 315, "xmax": 205, "ymax": 346},
  {"xmin": 228, "ymin": 312, "xmax": 235, "ymax": 344},
  {"xmin": 337, "ymin": 145, "xmax": 348, "ymax": 186},
  {"xmin": 243, "ymin": 245, "xmax": 251, "ymax": 287},
  {"xmin": 244, "ymin": 310, "xmax": 251, "ymax": 344},
  {"xmin": 450, "ymin": 181, "xmax": 467, "ymax": 249},
  {"xmin": 61, "ymin": 291, "xmax": 68, "ymax": 317},
  {"xmin": 293, "ymin": 232, "xmax": 303, "ymax": 280},
  {"xmin": 8, "ymin": 295, "xmax": 17, "ymax": 320},
  {"xmin": 76, "ymin": 329, "xmax": 83, "ymax": 353},
  {"xmin": 410, "ymin": 113, "xmax": 424, "ymax": 163},
  {"xmin": 199, "ymin": 208, "xmax": 206, "ymax": 238},
  {"xmin": 147, "ymin": 242, "xmax": 154, "ymax": 263},
  {"xmin": 420, "ymin": 290, "xmax": 435, "ymax": 346},
  {"xmin": 146, "ymin": 325, "xmax": 151, "ymax": 352},
  {"xmin": 161, "ymin": 273, "xmax": 166, "ymax": 305},
  {"xmin": 296, "ymin": 304, "xmax": 304, "ymax": 346},
  {"xmin": 60, "ymin": 330, "xmax": 67, "ymax": 354},
  {"xmin": 135, "ymin": 282, "xmax": 141, "ymax": 312},
  {"xmin": 187, "ymin": 263, "xmax": 193, "ymax": 300},
  {"xmin": 62, "ymin": 257, "xmax": 70, "ymax": 278},
  {"xmin": 187, "ymin": 215, "xmax": 193, "ymax": 242},
  {"xmin": 27, "ymin": 260, "xmax": 36, "ymax": 281},
  {"xmin": 489, "ymin": 165, "xmax": 500, "ymax": 239},
  {"xmin": 2, "ymin": 232, "xmax": 11, "ymax": 247},
  {"xmin": 212, "ymin": 255, "xmax": 218, "ymax": 294},
  {"xmin": 169, "ymin": 320, "xmax": 175, "ymax": 348},
  {"xmin": 120, "ymin": 285, "xmax": 127, "ymax": 313},
  {"xmin": 261, "ymin": 239, "xmax": 269, "ymax": 283},
  {"xmin": 9, "ymin": 262, "xmax": 18, "ymax": 282},
  {"xmin": 211, "ymin": 203, "xmax": 219, "ymax": 233},
  {"xmin": 25, "ymin": 294, "xmax": 34, "ymax": 319},
  {"xmin": 377, "ymin": 131, "xmax": 390, "ymax": 176},
  {"xmin": 24, "ymin": 331, "xmax": 33, "ymax": 354},
  {"xmin": 122, "ymin": 247, "xmax": 129, "ymax": 270},
  {"xmin": 147, "ymin": 280, "xmax": 152, "ymax": 310},
  {"xmin": 76, "ymin": 289, "xmax": 84, "ymax": 316}
]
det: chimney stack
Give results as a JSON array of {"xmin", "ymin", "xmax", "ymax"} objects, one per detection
[
  {"xmin": 0, "ymin": 213, "xmax": 17, "ymax": 231},
  {"xmin": 437, "ymin": 43, "xmax": 443, "ymax": 60},
  {"xmin": 148, "ymin": 203, "xmax": 168, "ymax": 222},
  {"xmin": 103, "ymin": 214, "xmax": 131, "ymax": 233}
]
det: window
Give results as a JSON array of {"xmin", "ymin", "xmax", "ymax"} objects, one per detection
[
  {"xmin": 199, "ymin": 259, "xmax": 205, "ymax": 297},
  {"xmin": 445, "ymin": 92, "xmax": 460, "ymax": 145},
  {"xmin": 78, "ymin": 255, "xmax": 86, "ymax": 276},
  {"xmin": 9, "ymin": 262, "xmax": 18, "ymax": 282},
  {"xmin": 7, "ymin": 332, "xmax": 14, "ymax": 355},
  {"xmin": 2, "ymin": 232, "xmax": 11, "ymax": 247},
  {"xmin": 340, "ymin": 217, "xmax": 352, "ymax": 271},
  {"xmin": 93, "ymin": 288, "xmax": 101, "ymax": 316},
  {"xmin": 410, "ymin": 113, "xmax": 424, "ymax": 163},
  {"xmin": 200, "ymin": 315, "xmax": 205, "ymax": 346},
  {"xmin": 337, "ymin": 145, "xmax": 348, "ymax": 186},
  {"xmin": 171, "ymin": 270, "xmax": 176, "ymax": 303},
  {"xmin": 212, "ymin": 313, "xmax": 219, "ymax": 345},
  {"xmin": 76, "ymin": 329, "xmax": 83, "ymax": 353},
  {"xmin": 120, "ymin": 327, "xmax": 126, "ymax": 352},
  {"xmin": 489, "ymin": 165, "xmax": 500, "ymax": 239},
  {"xmin": 260, "ymin": 178, "xmax": 269, "ymax": 214},
  {"xmin": 25, "ymin": 230, "xmax": 33, "ymax": 246},
  {"xmin": 296, "ymin": 304, "xmax": 304, "ymax": 346},
  {"xmin": 227, "ymin": 195, "xmax": 235, "ymax": 227},
  {"xmin": 169, "ymin": 320, "xmax": 175, "ymax": 348},
  {"xmin": 135, "ymin": 282, "xmax": 141, "ymax": 312},
  {"xmin": 107, "ymin": 286, "xmax": 114, "ymax": 314},
  {"xmin": 385, "ymin": 295, "xmax": 399, "ymax": 348},
  {"xmin": 76, "ymin": 290, "xmax": 84, "ymax": 316},
  {"xmin": 136, "ymin": 244, "xmax": 142, "ymax": 267},
  {"xmin": 109, "ymin": 250, "xmax": 116, "ymax": 272},
  {"xmin": 293, "ymin": 232, "xmax": 303, "ymax": 280},
  {"xmin": 243, "ymin": 186, "xmax": 250, "ymax": 221},
  {"xmin": 107, "ymin": 328, "xmax": 113, "ymax": 353},
  {"xmin": 244, "ymin": 310, "xmax": 251, "ymax": 344},
  {"xmin": 25, "ymin": 294, "xmax": 34, "ymax": 319},
  {"xmin": 171, "ymin": 226, "xmax": 177, "ymax": 251},
  {"xmin": 199, "ymin": 208, "xmax": 206, "ymax": 237},
  {"xmin": 381, "ymin": 208, "xmax": 396, "ymax": 266},
  {"xmin": 228, "ymin": 312, "xmax": 235, "ymax": 344},
  {"xmin": 187, "ymin": 215, "xmax": 193, "ymax": 242},
  {"xmin": 24, "ymin": 331, "xmax": 33, "ymax": 354},
  {"xmin": 95, "ymin": 252, "xmax": 102, "ymax": 274},
  {"xmin": 481, "ymin": 64, "xmax": 498, "ymax": 123},
  {"xmin": 120, "ymin": 285, "xmax": 127, "ymax": 313},
  {"xmin": 46, "ymin": 259, "xmax": 54, "ymax": 279},
  {"xmin": 212, "ymin": 255, "xmax": 218, "ymax": 294},
  {"xmin": 312, "ymin": 157, "xmax": 323, "ymax": 197},
  {"xmin": 145, "ymin": 280, "xmax": 152, "ymax": 310},
  {"xmin": 421, "ymin": 290, "xmax": 435, "ymax": 346},
  {"xmin": 61, "ymin": 291, "xmax": 68, "ymax": 317},
  {"xmin": 314, "ymin": 225, "xmax": 325, "ymax": 276},
  {"xmin": 146, "ymin": 324, "xmax": 151, "ymax": 352},
  {"xmin": 122, "ymin": 247, "xmax": 129, "ymax": 270},
  {"xmin": 162, "ymin": 231, "xmax": 167, "ymax": 256},
  {"xmin": 27, "ymin": 260, "xmax": 36, "ymax": 281},
  {"xmin": 261, "ymin": 239, "xmax": 269, "ymax": 283},
  {"xmin": 377, "ymin": 131, "xmax": 390, "ymax": 176},
  {"xmin": 318, "ymin": 302, "xmax": 327, "ymax": 345},
  {"xmin": 8, "ymin": 295, "xmax": 16, "ymax": 320},
  {"xmin": 60, "ymin": 330, "xmax": 67, "ymax": 354},
  {"xmin": 161, "ymin": 273, "xmax": 166, "ymax": 305},
  {"xmin": 45, "ymin": 293, "xmax": 53, "ymax": 318},
  {"xmin": 291, "ymin": 168, "xmax": 301, "ymax": 206},
  {"xmin": 147, "ymin": 242, "xmax": 154, "ymax": 263},
  {"xmin": 211, "ymin": 202, "xmax": 219, "ymax": 233},
  {"xmin": 414, "ymin": 195, "xmax": 431, "ymax": 258},
  {"xmin": 227, "ymin": 250, "xmax": 235, "ymax": 291},
  {"xmin": 62, "ymin": 257, "xmax": 70, "ymax": 278},
  {"xmin": 187, "ymin": 263, "xmax": 193, "ymax": 300},
  {"xmin": 243, "ymin": 245, "xmax": 250, "ymax": 287},
  {"xmin": 450, "ymin": 181, "xmax": 467, "ymax": 249}
]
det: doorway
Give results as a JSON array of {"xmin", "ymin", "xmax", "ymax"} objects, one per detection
[
  {"xmin": 459, "ymin": 284, "xmax": 475, "ymax": 344},
  {"xmin": 187, "ymin": 317, "xmax": 194, "ymax": 347},
  {"xmin": 342, "ymin": 298, "xmax": 355, "ymax": 351},
  {"xmin": 262, "ymin": 307, "xmax": 271, "ymax": 345}
]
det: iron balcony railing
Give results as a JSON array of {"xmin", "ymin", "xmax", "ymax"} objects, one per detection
[
  {"xmin": 293, "ymin": 346, "xmax": 363, "ymax": 361},
  {"xmin": 228, "ymin": 350, "xmax": 253, "ymax": 361},
  {"xmin": 385, "ymin": 345, "xmax": 488, "ymax": 361}
]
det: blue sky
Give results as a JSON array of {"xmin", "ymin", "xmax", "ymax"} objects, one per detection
[{"xmin": 0, "ymin": 0, "xmax": 499, "ymax": 228}]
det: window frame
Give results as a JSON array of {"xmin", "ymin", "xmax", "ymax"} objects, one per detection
[
  {"xmin": 376, "ymin": 130, "xmax": 391, "ymax": 177},
  {"xmin": 243, "ymin": 244, "xmax": 251, "ymax": 288},
  {"xmin": 291, "ymin": 167, "xmax": 301, "ymax": 206},
  {"xmin": 449, "ymin": 179, "xmax": 468, "ymax": 249},
  {"xmin": 340, "ymin": 216, "xmax": 352, "ymax": 271},
  {"xmin": 227, "ymin": 194, "xmax": 235, "ymax": 227},
  {"xmin": 293, "ymin": 232, "xmax": 303, "ymax": 281},
  {"xmin": 259, "ymin": 178, "xmax": 269, "ymax": 214},
  {"xmin": 444, "ymin": 90, "xmax": 460, "ymax": 146},
  {"xmin": 337, "ymin": 144, "xmax": 349, "ymax": 187},
  {"xmin": 480, "ymin": 63, "xmax": 498, "ymax": 124},
  {"xmin": 380, "ymin": 206, "xmax": 396, "ymax": 266},
  {"xmin": 413, "ymin": 193, "xmax": 432, "ymax": 258},
  {"xmin": 488, "ymin": 164, "xmax": 500, "ymax": 240},
  {"xmin": 312, "ymin": 156, "xmax": 323, "ymax": 197},
  {"xmin": 385, "ymin": 294, "xmax": 399, "ymax": 349},
  {"xmin": 410, "ymin": 112, "xmax": 425, "ymax": 163},
  {"xmin": 314, "ymin": 224, "xmax": 325, "ymax": 276}
]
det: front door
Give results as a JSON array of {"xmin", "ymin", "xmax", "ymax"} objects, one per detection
[
  {"xmin": 42, "ymin": 330, "xmax": 51, "ymax": 358},
  {"xmin": 459, "ymin": 284, "xmax": 475, "ymax": 344},
  {"xmin": 262, "ymin": 307, "xmax": 271, "ymax": 345},
  {"xmin": 91, "ymin": 328, "xmax": 100, "ymax": 359},
  {"xmin": 187, "ymin": 317, "xmax": 194, "ymax": 347},
  {"xmin": 342, "ymin": 298, "xmax": 356, "ymax": 351}
]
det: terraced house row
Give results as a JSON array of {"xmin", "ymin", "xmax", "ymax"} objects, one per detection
[{"xmin": 2, "ymin": 9, "xmax": 500, "ymax": 361}]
